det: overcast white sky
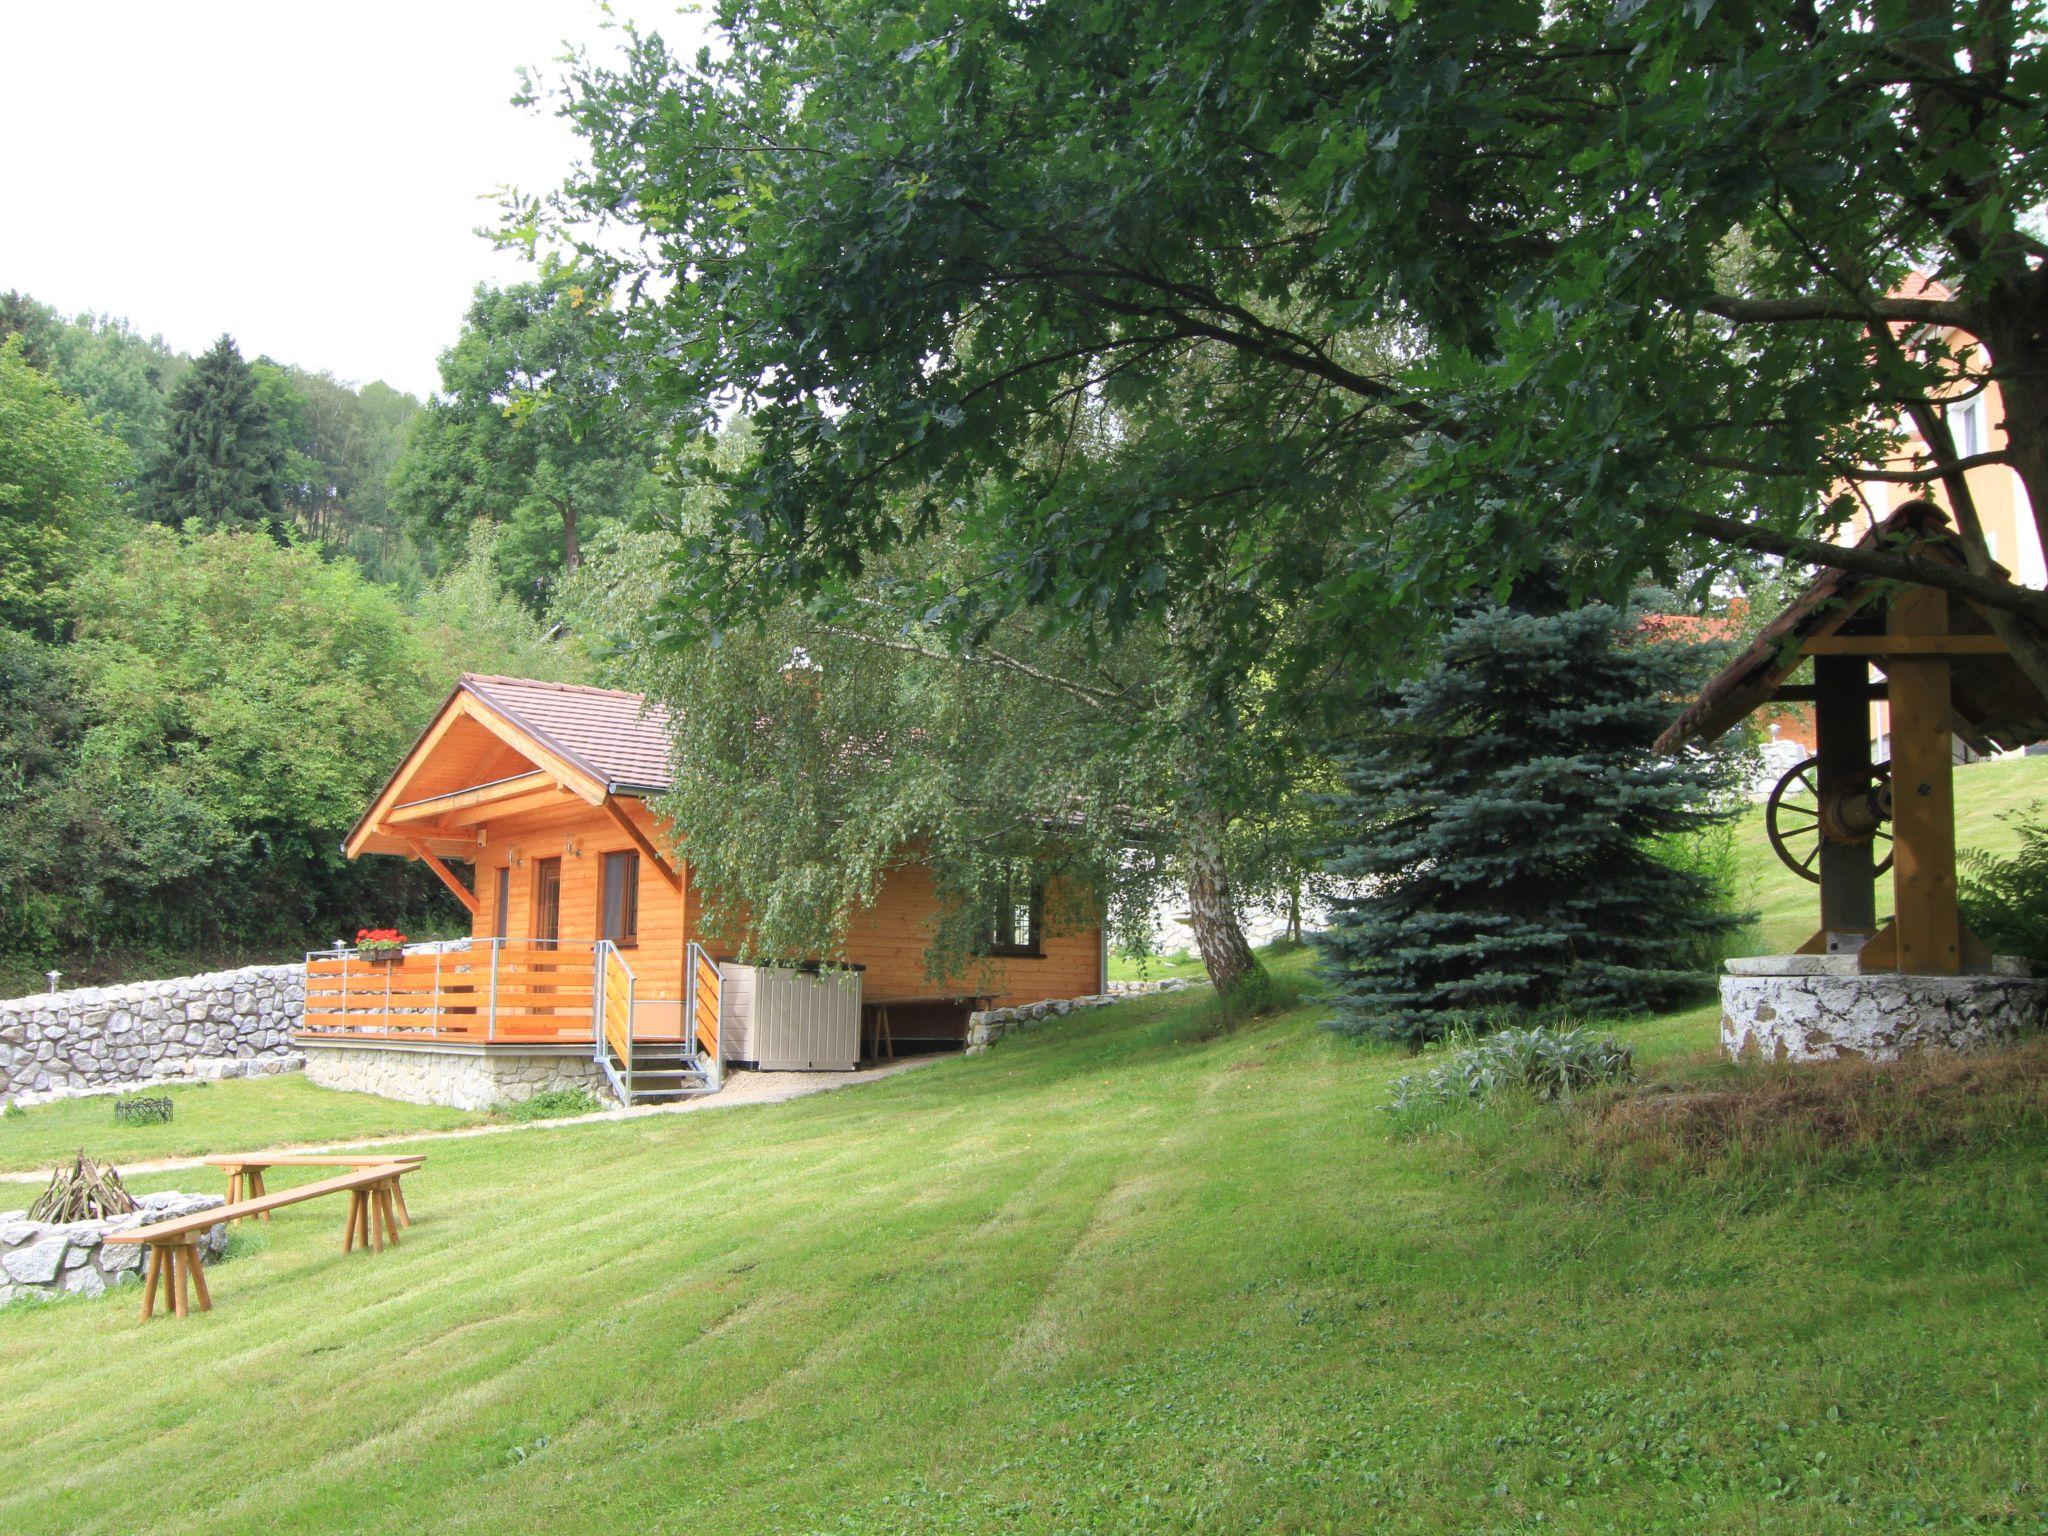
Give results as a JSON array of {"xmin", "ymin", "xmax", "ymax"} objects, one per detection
[{"xmin": 0, "ymin": 1, "xmax": 703, "ymax": 397}]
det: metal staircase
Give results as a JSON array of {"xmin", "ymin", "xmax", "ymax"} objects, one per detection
[{"xmin": 595, "ymin": 941, "xmax": 721, "ymax": 1106}]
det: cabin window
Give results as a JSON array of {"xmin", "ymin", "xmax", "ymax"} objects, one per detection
[
  {"xmin": 533, "ymin": 857, "xmax": 562, "ymax": 944},
  {"xmin": 982, "ymin": 867, "xmax": 1044, "ymax": 959},
  {"xmin": 492, "ymin": 867, "xmax": 509, "ymax": 940},
  {"xmin": 601, "ymin": 850, "xmax": 640, "ymax": 947}
]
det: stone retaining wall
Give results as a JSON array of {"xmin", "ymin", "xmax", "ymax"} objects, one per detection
[
  {"xmin": 966, "ymin": 977, "xmax": 1200, "ymax": 1056},
  {"xmin": 1722, "ymin": 955, "xmax": 2048, "ymax": 1063},
  {"xmin": 0, "ymin": 964, "xmax": 306, "ymax": 1103},
  {"xmin": 302, "ymin": 1039, "xmax": 612, "ymax": 1111},
  {"xmin": 0, "ymin": 1193, "xmax": 225, "ymax": 1307}
]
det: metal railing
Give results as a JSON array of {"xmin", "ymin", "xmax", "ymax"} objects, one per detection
[
  {"xmin": 594, "ymin": 940, "xmax": 636, "ymax": 1099},
  {"xmin": 688, "ymin": 940, "xmax": 724, "ymax": 1090}
]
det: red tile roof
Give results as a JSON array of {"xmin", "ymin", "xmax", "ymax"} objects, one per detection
[{"xmin": 462, "ymin": 674, "xmax": 676, "ymax": 793}]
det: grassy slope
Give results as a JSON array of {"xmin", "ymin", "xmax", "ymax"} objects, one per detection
[
  {"xmin": 1735, "ymin": 750, "xmax": 2048, "ymax": 954},
  {"xmin": 2, "ymin": 950, "xmax": 2042, "ymax": 1534},
  {"xmin": 0, "ymin": 1076, "xmax": 486, "ymax": 1177}
]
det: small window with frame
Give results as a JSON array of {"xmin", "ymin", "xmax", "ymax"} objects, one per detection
[
  {"xmin": 982, "ymin": 866, "xmax": 1044, "ymax": 958},
  {"xmin": 601, "ymin": 850, "xmax": 640, "ymax": 947}
]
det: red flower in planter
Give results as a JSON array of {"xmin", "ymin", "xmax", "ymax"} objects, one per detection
[{"xmin": 355, "ymin": 928, "xmax": 409, "ymax": 956}]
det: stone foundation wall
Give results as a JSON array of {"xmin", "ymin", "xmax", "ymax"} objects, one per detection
[
  {"xmin": 1722, "ymin": 955, "xmax": 2048, "ymax": 1063},
  {"xmin": 302, "ymin": 1041, "xmax": 613, "ymax": 1111},
  {"xmin": 966, "ymin": 977, "xmax": 1200, "ymax": 1056},
  {"xmin": 0, "ymin": 965, "xmax": 305, "ymax": 1102},
  {"xmin": 0, "ymin": 1193, "xmax": 224, "ymax": 1307}
]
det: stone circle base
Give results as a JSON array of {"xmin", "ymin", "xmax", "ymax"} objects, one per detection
[
  {"xmin": 0, "ymin": 1192, "xmax": 224, "ymax": 1308},
  {"xmin": 1721, "ymin": 956, "xmax": 2048, "ymax": 1064},
  {"xmin": 301, "ymin": 1040, "xmax": 615, "ymax": 1111}
]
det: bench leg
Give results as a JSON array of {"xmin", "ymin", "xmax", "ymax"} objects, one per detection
[
  {"xmin": 376, "ymin": 1183, "xmax": 400, "ymax": 1248},
  {"xmin": 391, "ymin": 1178, "xmax": 411, "ymax": 1228},
  {"xmin": 140, "ymin": 1245, "xmax": 163, "ymax": 1322},
  {"xmin": 251, "ymin": 1169, "xmax": 270, "ymax": 1220},
  {"xmin": 343, "ymin": 1190, "xmax": 362, "ymax": 1253},
  {"xmin": 225, "ymin": 1167, "xmax": 242, "ymax": 1215},
  {"xmin": 185, "ymin": 1237, "xmax": 211, "ymax": 1312},
  {"xmin": 368, "ymin": 1187, "xmax": 385, "ymax": 1254},
  {"xmin": 169, "ymin": 1246, "xmax": 188, "ymax": 1319}
]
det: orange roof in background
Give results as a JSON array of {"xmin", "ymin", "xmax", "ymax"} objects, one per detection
[{"xmin": 461, "ymin": 674, "xmax": 676, "ymax": 791}]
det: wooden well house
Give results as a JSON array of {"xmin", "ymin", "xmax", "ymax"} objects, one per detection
[
  {"xmin": 1659, "ymin": 501, "xmax": 2048, "ymax": 1059},
  {"xmin": 301, "ymin": 675, "xmax": 1108, "ymax": 1108}
]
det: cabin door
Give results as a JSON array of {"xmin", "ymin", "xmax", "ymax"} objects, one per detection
[{"xmin": 533, "ymin": 858, "xmax": 562, "ymax": 946}]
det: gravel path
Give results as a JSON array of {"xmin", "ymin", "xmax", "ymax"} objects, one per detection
[{"xmin": 0, "ymin": 1055, "xmax": 949, "ymax": 1184}]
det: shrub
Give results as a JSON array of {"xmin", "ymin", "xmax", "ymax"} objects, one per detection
[
  {"xmin": 1960, "ymin": 801, "xmax": 2048, "ymax": 970},
  {"xmin": 1385, "ymin": 1025, "xmax": 1636, "ymax": 1116},
  {"xmin": 500, "ymin": 1087, "xmax": 602, "ymax": 1122}
]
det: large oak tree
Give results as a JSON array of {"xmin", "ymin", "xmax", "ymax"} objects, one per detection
[{"xmin": 525, "ymin": 0, "xmax": 2048, "ymax": 695}]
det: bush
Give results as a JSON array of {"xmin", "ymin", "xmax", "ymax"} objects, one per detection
[
  {"xmin": 1960, "ymin": 801, "xmax": 2048, "ymax": 970},
  {"xmin": 500, "ymin": 1087, "xmax": 602, "ymax": 1122},
  {"xmin": 1385, "ymin": 1025, "xmax": 1635, "ymax": 1117}
]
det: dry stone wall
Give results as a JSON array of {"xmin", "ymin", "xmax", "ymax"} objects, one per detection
[
  {"xmin": 965, "ymin": 977, "xmax": 1201, "ymax": 1056},
  {"xmin": 0, "ymin": 1192, "xmax": 225, "ymax": 1307},
  {"xmin": 0, "ymin": 965, "xmax": 305, "ymax": 1102}
]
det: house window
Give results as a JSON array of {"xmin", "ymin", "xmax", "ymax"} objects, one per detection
[
  {"xmin": 493, "ymin": 867, "xmax": 509, "ymax": 940},
  {"xmin": 1948, "ymin": 396, "xmax": 1983, "ymax": 458},
  {"xmin": 601, "ymin": 850, "xmax": 640, "ymax": 947},
  {"xmin": 982, "ymin": 867, "xmax": 1044, "ymax": 958}
]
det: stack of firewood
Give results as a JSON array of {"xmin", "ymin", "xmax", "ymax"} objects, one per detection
[{"xmin": 26, "ymin": 1150, "xmax": 138, "ymax": 1222}]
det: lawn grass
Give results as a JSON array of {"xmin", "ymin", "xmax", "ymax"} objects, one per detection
[
  {"xmin": 1107, "ymin": 944, "xmax": 1210, "ymax": 982},
  {"xmin": 1734, "ymin": 749, "xmax": 2048, "ymax": 953},
  {"xmin": 0, "ymin": 1075, "xmax": 485, "ymax": 1177},
  {"xmin": 2, "ymin": 947, "xmax": 2042, "ymax": 1533}
]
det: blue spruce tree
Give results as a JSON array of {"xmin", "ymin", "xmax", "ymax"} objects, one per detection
[{"xmin": 1315, "ymin": 578, "xmax": 1743, "ymax": 1044}]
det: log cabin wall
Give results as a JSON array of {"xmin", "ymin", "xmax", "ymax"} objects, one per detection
[
  {"xmin": 469, "ymin": 798, "xmax": 1103, "ymax": 1015},
  {"xmin": 839, "ymin": 863, "xmax": 1104, "ymax": 1009},
  {"xmin": 468, "ymin": 801, "xmax": 691, "ymax": 1005}
]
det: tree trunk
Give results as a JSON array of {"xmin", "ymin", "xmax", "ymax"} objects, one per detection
[
  {"xmin": 1181, "ymin": 813, "xmax": 1261, "ymax": 994},
  {"xmin": 558, "ymin": 495, "xmax": 581, "ymax": 575},
  {"xmin": 1286, "ymin": 880, "xmax": 1302, "ymax": 943}
]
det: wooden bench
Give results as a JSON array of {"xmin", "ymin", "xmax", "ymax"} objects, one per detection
[
  {"xmin": 105, "ymin": 1162, "xmax": 418, "ymax": 1321},
  {"xmin": 204, "ymin": 1153, "xmax": 424, "ymax": 1225}
]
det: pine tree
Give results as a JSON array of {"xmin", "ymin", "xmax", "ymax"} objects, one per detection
[
  {"xmin": 146, "ymin": 335, "xmax": 286, "ymax": 533},
  {"xmin": 1314, "ymin": 578, "xmax": 1743, "ymax": 1045}
]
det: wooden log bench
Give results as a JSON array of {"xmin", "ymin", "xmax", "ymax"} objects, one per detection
[
  {"xmin": 105, "ymin": 1162, "xmax": 419, "ymax": 1321},
  {"xmin": 203, "ymin": 1153, "xmax": 424, "ymax": 1226}
]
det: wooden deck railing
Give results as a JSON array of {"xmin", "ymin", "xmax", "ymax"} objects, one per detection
[{"xmin": 301, "ymin": 941, "xmax": 598, "ymax": 1044}]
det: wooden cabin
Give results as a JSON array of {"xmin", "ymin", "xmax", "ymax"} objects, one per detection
[{"xmin": 299, "ymin": 674, "xmax": 1107, "ymax": 1108}]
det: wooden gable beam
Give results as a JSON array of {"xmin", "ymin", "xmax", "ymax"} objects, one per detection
[
  {"xmin": 404, "ymin": 837, "xmax": 482, "ymax": 917},
  {"xmin": 455, "ymin": 693, "xmax": 607, "ymax": 806},
  {"xmin": 344, "ymin": 691, "xmax": 482, "ymax": 859},
  {"xmin": 384, "ymin": 770, "xmax": 557, "ymax": 824},
  {"xmin": 602, "ymin": 796, "xmax": 685, "ymax": 896}
]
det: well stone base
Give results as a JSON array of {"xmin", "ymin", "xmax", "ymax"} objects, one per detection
[
  {"xmin": 300, "ymin": 1040, "xmax": 616, "ymax": 1111},
  {"xmin": 1721, "ymin": 955, "xmax": 2048, "ymax": 1063}
]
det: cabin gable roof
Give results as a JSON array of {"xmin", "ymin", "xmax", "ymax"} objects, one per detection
[{"xmin": 344, "ymin": 675, "xmax": 676, "ymax": 860}]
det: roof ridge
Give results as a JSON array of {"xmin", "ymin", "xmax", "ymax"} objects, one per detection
[{"xmin": 461, "ymin": 673, "xmax": 657, "ymax": 707}]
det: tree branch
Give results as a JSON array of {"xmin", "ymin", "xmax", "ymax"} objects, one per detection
[
  {"xmin": 1678, "ymin": 507, "xmax": 2048, "ymax": 625},
  {"xmin": 1695, "ymin": 293, "xmax": 1975, "ymax": 330},
  {"xmin": 813, "ymin": 623, "xmax": 1134, "ymax": 711}
]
